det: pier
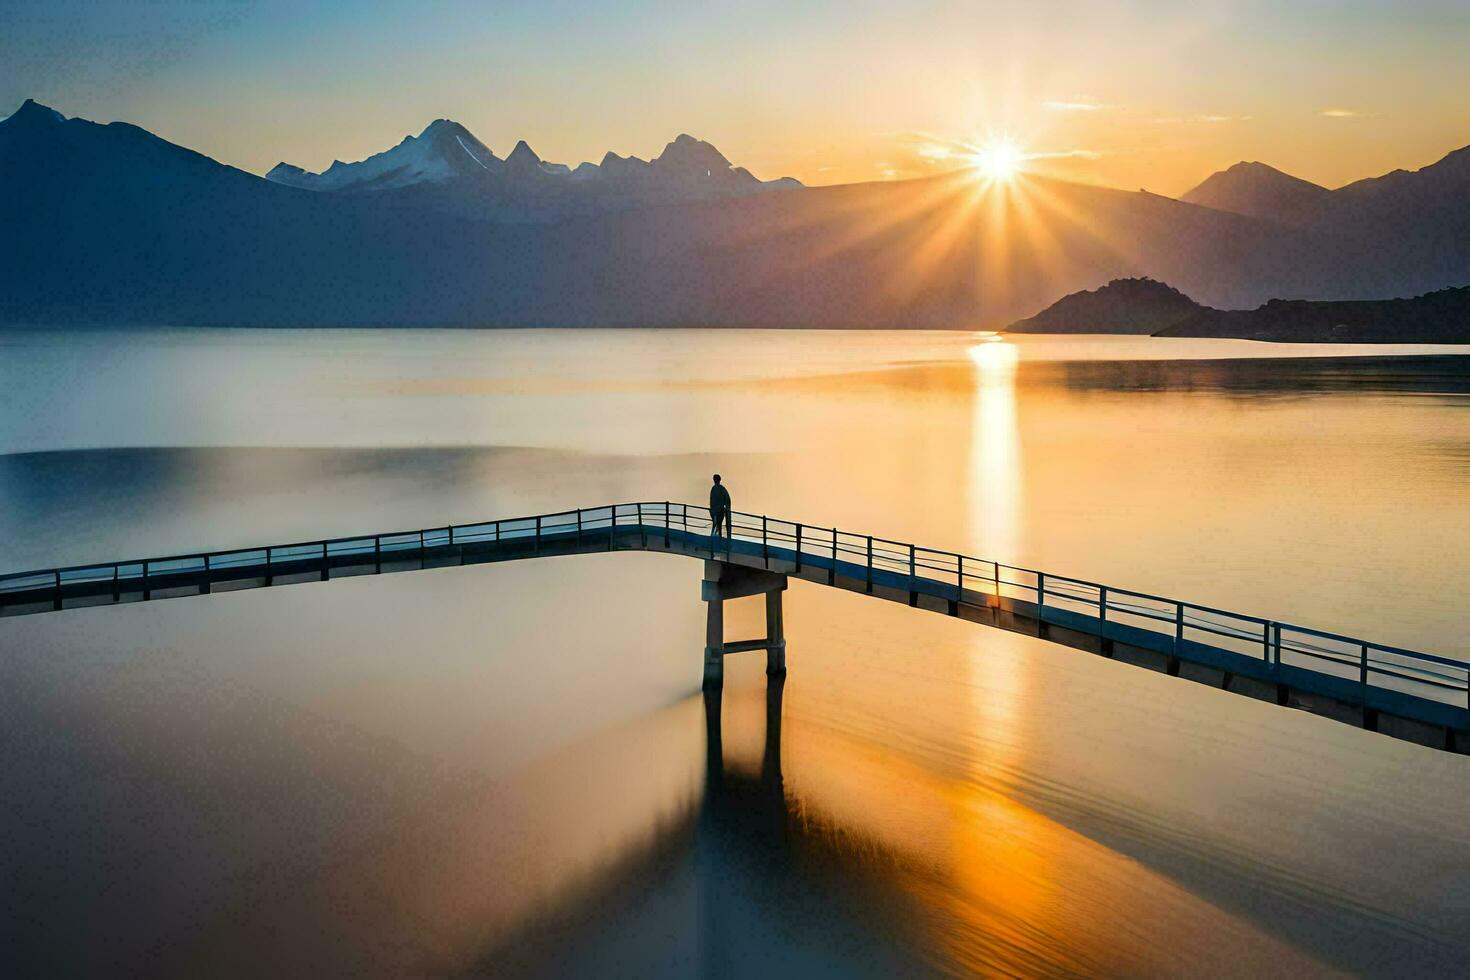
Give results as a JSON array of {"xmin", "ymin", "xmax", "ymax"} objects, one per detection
[{"xmin": 2, "ymin": 502, "xmax": 1466, "ymax": 754}]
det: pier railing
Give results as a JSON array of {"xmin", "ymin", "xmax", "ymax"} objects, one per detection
[{"xmin": 3, "ymin": 501, "xmax": 1466, "ymax": 720}]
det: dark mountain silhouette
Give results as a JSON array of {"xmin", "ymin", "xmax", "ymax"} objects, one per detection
[
  {"xmin": 1179, "ymin": 161, "xmax": 1333, "ymax": 226},
  {"xmin": 1006, "ymin": 278, "xmax": 1203, "ymax": 334},
  {"xmin": 1010, "ymin": 276, "xmax": 1470, "ymax": 343},
  {"xmin": 1181, "ymin": 145, "xmax": 1470, "ymax": 298},
  {"xmin": 3, "ymin": 100, "xmax": 1467, "ymax": 329}
]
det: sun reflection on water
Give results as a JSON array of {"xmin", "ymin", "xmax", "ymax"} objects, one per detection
[{"xmin": 966, "ymin": 335, "xmax": 1021, "ymax": 565}]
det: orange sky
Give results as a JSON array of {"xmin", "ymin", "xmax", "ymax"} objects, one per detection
[{"xmin": 6, "ymin": 1, "xmax": 1470, "ymax": 196}]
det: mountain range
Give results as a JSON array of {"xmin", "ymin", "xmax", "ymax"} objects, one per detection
[
  {"xmin": 3, "ymin": 98, "xmax": 1468, "ymax": 330},
  {"xmin": 1178, "ymin": 150, "xmax": 1470, "ymax": 298},
  {"xmin": 262, "ymin": 119, "xmax": 800, "ymax": 219}
]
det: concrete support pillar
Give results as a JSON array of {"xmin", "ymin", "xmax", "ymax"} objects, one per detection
[
  {"xmin": 766, "ymin": 588, "xmax": 786, "ymax": 676},
  {"xmin": 704, "ymin": 594, "xmax": 725, "ymax": 690},
  {"xmin": 701, "ymin": 560, "xmax": 788, "ymax": 689}
]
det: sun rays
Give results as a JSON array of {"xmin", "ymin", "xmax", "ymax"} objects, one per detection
[{"xmin": 720, "ymin": 115, "xmax": 1146, "ymax": 329}]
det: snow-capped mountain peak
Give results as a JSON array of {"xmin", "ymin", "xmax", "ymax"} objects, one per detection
[
  {"xmin": 266, "ymin": 117, "xmax": 501, "ymax": 192},
  {"xmin": 261, "ymin": 117, "xmax": 803, "ymax": 209}
]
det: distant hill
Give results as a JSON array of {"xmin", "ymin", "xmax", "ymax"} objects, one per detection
[
  {"xmin": 4, "ymin": 99, "xmax": 1470, "ymax": 329},
  {"xmin": 1006, "ymin": 278, "xmax": 1203, "ymax": 334},
  {"xmin": 1179, "ymin": 161, "xmax": 1333, "ymax": 226},
  {"xmin": 1010, "ymin": 278, "xmax": 1470, "ymax": 343}
]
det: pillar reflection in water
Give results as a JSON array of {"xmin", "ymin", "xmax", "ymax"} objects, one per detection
[
  {"xmin": 699, "ymin": 676, "xmax": 787, "ymax": 855},
  {"xmin": 687, "ymin": 675, "xmax": 949, "ymax": 977}
]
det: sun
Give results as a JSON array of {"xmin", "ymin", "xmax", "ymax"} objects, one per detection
[{"xmin": 973, "ymin": 137, "xmax": 1025, "ymax": 181}]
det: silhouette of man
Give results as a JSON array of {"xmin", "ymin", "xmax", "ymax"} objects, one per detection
[{"xmin": 709, "ymin": 474, "xmax": 732, "ymax": 539}]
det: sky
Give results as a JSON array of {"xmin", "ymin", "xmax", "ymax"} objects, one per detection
[{"xmin": 4, "ymin": 0, "xmax": 1469, "ymax": 195}]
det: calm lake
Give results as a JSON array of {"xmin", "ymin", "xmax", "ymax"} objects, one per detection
[{"xmin": 2, "ymin": 328, "xmax": 1469, "ymax": 976}]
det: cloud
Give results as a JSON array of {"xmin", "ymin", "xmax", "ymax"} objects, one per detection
[
  {"xmin": 1027, "ymin": 149, "xmax": 1104, "ymax": 160},
  {"xmin": 1043, "ymin": 100, "xmax": 1123, "ymax": 112},
  {"xmin": 1151, "ymin": 114, "xmax": 1252, "ymax": 124},
  {"xmin": 1320, "ymin": 108, "xmax": 1361, "ymax": 118}
]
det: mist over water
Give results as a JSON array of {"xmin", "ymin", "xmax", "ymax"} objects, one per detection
[{"xmin": 2, "ymin": 328, "xmax": 1469, "ymax": 976}]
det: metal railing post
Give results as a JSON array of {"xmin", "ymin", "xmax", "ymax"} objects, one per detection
[
  {"xmin": 53, "ymin": 569, "xmax": 61, "ymax": 611},
  {"xmin": 993, "ymin": 562, "xmax": 1000, "ymax": 599},
  {"xmin": 762, "ymin": 515, "xmax": 769, "ymax": 567},
  {"xmin": 1174, "ymin": 603, "xmax": 1185, "ymax": 652},
  {"xmin": 576, "ymin": 508, "xmax": 583, "ymax": 548},
  {"xmin": 865, "ymin": 536, "xmax": 873, "ymax": 593},
  {"xmin": 1262, "ymin": 621, "xmax": 1271, "ymax": 661},
  {"xmin": 535, "ymin": 515, "xmax": 541, "ymax": 555},
  {"xmin": 321, "ymin": 541, "xmax": 329, "ymax": 581},
  {"xmin": 112, "ymin": 564, "xmax": 119, "ymax": 603},
  {"xmin": 1099, "ymin": 584, "xmax": 1107, "ymax": 622},
  {"xmin": 637, "ymin": 502, "xmax": 645, "ymax": 548},
  {"xmin": 665, "ymin": 501, "xmax": 671, "ymax": 548},
  {"xmin": 1037, "ymin": 571, "xmax": 1045, "ymax": 608},
  {"xmin": 374, "ymin": 537, "xmax": 381, "ymax": 574},
  {"xmin": 1360, "ymin": 643, "xmax": 1369, "ymax": 705},
  {"xmin": 144, "ymin": 560, "xmax": 152, "ymax": 598},
  {"xmin": 908, "ymin": 544, "xmax": 917, "ymax": 606},
  {"xmin": 795, "ymin": 524, "xmax": 803, "ymax": 573},
  {"xmin": 830, "ymin": 528, "xmax": 837, "ymax": 585},
  {"xmin": 957, "ymin": 554, "xmax": 964, "ymax": 603}
]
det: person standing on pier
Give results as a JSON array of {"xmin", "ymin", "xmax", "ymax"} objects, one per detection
[{"xmin": 710, "ymin": 474, "xmax": 733, "ymax": 540}]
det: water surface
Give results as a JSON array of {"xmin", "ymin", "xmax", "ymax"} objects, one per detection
[{"xmin": 2, "ymin": 328, "xmax": 1468, "ymax": 976}]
